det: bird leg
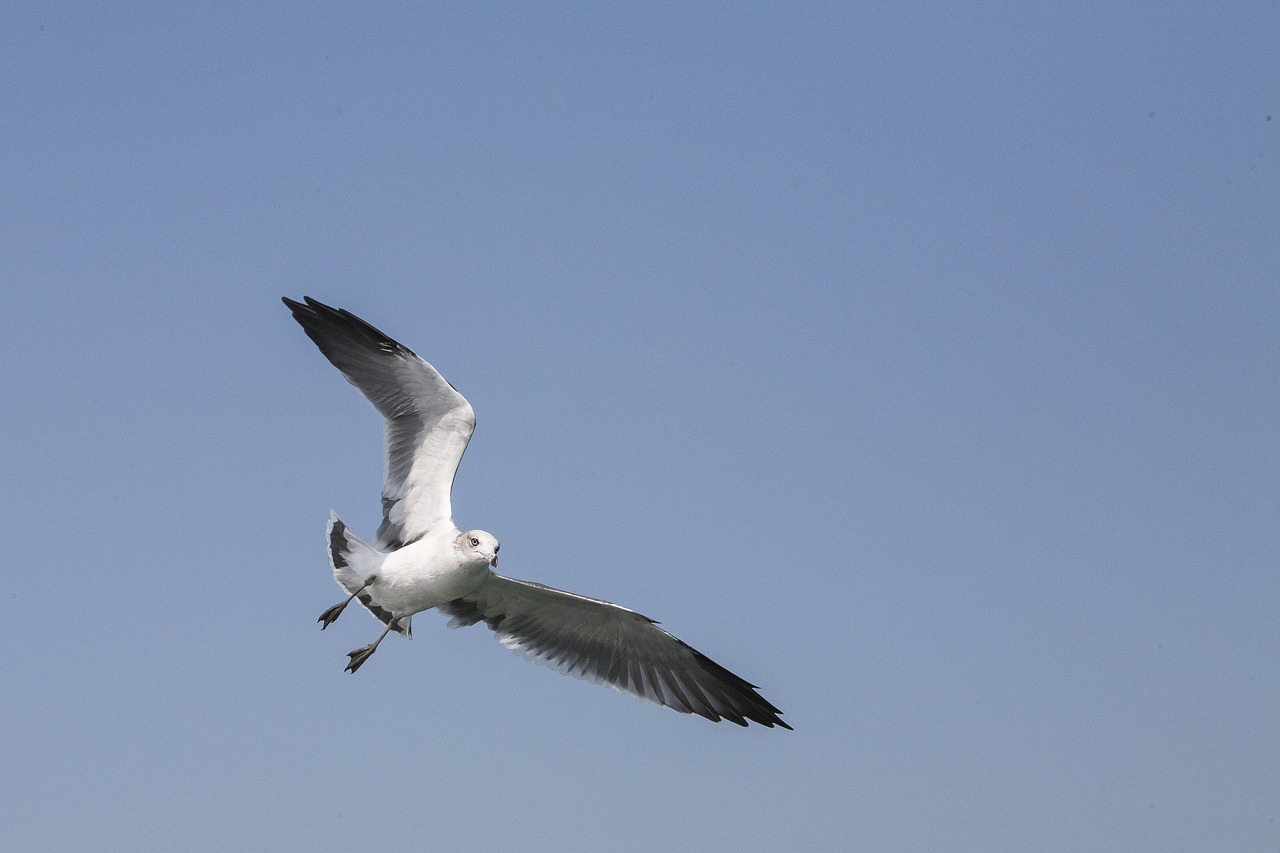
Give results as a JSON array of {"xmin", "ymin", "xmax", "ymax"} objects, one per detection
[
  {"xmin": 317, "ymin": 575, "xmax": 377, "ymax": 629},
  {"xmin": 345, "ymin": 617, "xmax": 402, "ymax": 673}
]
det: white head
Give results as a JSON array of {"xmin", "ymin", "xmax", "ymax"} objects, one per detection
[{"xmin": 456, "ymin": 529, "xmax": 500, "ymax": 568}]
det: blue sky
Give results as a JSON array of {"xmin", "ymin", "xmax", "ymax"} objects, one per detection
[{"xmin": 2, "ymin": 2, "xmax": 1277, "ymax": 850}]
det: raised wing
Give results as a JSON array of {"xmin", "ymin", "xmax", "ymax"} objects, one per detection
[
  {"xmin": 440, "ymin": 574, "xmax": 791, "ymax": 729},
  {"xmin": 283, "ymin": 297, "xmax": 474, "ymax": 548}
]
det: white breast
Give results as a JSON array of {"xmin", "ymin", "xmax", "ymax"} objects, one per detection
[{"xmin": 376, "ymin": 533, "xmax": 489, "ymax": 614}]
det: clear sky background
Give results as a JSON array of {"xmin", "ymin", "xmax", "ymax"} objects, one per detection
[{"xmin": 2, "ymin": 3, "xmax": 1277, "ymax": 851}]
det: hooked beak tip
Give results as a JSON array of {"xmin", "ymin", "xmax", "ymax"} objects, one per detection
[{"xmin": 490, "ymin": 556, "xmax": 498, "ymax": 568}]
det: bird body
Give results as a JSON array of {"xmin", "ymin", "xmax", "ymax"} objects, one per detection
[
  {"xmin": 375, "ymin": 530, "xmax": 494, "ymax": 609},
  {"xmin": 283, "ymin": 296, "xmax": 790, "ymax": 729},
  {"xmin": 327, "ymin": 514, "xmax": 495, "ymax": 637}
]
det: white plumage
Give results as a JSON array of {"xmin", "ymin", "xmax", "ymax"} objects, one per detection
[{"xmin": 284, "ymin": 296, "xmax": 789, "ymax": 729}]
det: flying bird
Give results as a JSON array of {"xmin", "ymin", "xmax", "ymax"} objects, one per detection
[{"xmin": 283, "ymin": 296, "xmax": 790, "ymax": 729}]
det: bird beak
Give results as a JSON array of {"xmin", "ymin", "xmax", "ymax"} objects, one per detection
[{"xmin": 491, "ymin": 556, "xmax": 499, "ymax": 568}]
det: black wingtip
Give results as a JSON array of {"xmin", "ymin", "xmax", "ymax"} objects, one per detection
[
  {"xmin": 281, "ymin": 296, "xmax": 318, "ymax": 325},
  {"xmin": 282, "ymin": 295, "xmax": 334, "ymax": 317},
  {"xmin": 282, "ymin": 296, "xmax": 413, "ymax": 357}
]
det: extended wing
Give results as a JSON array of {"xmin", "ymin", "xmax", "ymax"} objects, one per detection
[
  {"xmin": 284, "ymin": 296, "xmax": 474, "ymax": 548},
  {"xmin": 440, "ymin": 573, "xmax": 791, "ymax": 729}
]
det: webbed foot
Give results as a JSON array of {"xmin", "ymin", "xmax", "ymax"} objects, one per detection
[
  {"xmin": 318, "ymin": 600, "xmax": 349, "ymax": 629},
  {"xmin": 345, "ymin": 643, "xmax": 379, "ymax": 673},
  {"xmin": 317, "ymin": 576, "xmax": 377, "ymax": 630}
]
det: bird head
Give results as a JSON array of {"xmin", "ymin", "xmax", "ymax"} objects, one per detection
[{"xmin": 458, "ymin": 529, "xmax": 500, "ymax": 567}]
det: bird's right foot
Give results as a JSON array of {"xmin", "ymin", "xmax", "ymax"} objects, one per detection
[
  {"xmin": 318, "ymin": 576, "xmax": 378, "ymax": 629},
  {"xmin": 318, "ymin": 600, "xmax": 349, "ymax": 629}
]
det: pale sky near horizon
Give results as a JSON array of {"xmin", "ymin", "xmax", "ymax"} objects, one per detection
[{"xmin": 2, "ymin": 3, "xmax": 1277, "ymax": 851}]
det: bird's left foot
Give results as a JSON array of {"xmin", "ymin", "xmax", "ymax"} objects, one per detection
[
  {"xmin": 345, "ymin": 643, "xmax": 378, "ymax": 673},
  {"xmin": 341, "ymin": 616, "xmax": 400, "ymax": 673}
]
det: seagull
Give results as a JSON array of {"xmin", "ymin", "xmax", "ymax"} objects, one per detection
[{"xmin": 283, "ymin": 296, "xmax": 790, "ymax": 729}]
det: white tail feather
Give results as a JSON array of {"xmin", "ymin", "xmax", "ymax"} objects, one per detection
[{"xmin": 325, "ymin": 512, "xmax": 410, "ymax": 636}]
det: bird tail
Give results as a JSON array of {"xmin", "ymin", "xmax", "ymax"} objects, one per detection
[{"xmin": 326, "ymin": 512, "xmax": 410, "ymax": 637}]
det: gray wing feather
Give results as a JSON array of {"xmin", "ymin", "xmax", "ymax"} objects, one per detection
[
  {"xmin": 440, "ymin": 573, "xmax": 791, "ymax": 729},
  {"xmin": 284, "ymin": 297, "xmax": 474, "ymax": 548}
]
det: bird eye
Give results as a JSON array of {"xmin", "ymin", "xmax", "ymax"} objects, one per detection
[{"xmin": 470, "ymin": 537, "xmax": 479, "ymax": 547}]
